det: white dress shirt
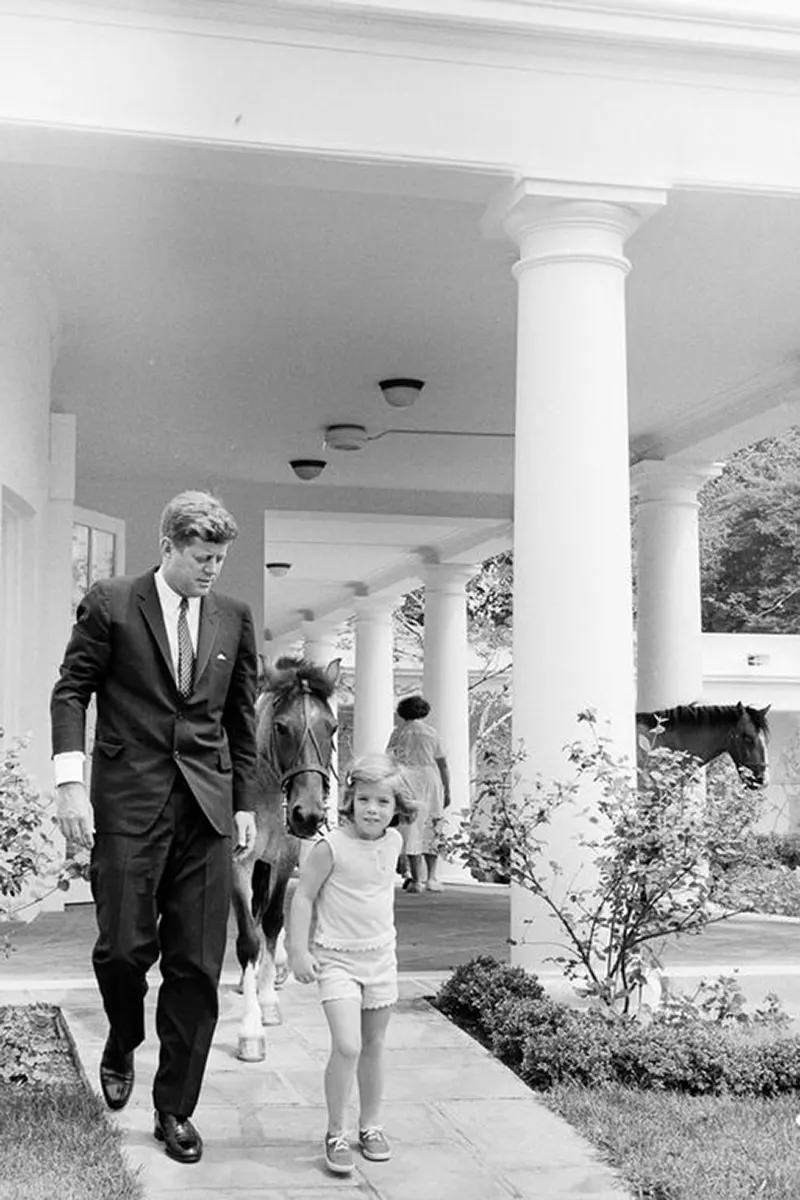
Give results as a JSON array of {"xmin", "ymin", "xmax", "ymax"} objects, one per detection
[{"xmin": 53, "ymin": 570, "xmax": 200, "ymax": 787}]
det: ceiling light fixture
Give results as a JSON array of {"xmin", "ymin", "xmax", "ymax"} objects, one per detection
[
  {"xmin": 289, "ymin": 458, "xmax": 327, "ymax": 480},
  {"xmin": 378, "ymin": 378, "xmax": 425, "ymax": 408},
  {"xmin": 266, "ymin": 562, "xmax": 292, "ymax": 577},
  {"xmin": 324, "ymin": 424, "xmax": 369, "ymax": 451}
]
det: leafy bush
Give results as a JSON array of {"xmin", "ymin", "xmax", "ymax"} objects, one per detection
[
  {"xmin": 434, "ymin": 956, "xmax": 800, "ymax": 1098},
  {"xmin": 714, "ymin": 862, "xmax": 800, "ymax": 918},
  {"xmin": 434, "ymin": 954, "xmax": 544, "ymax": 1041},
  {"xmin": 444, "ymin": 711, "xmax": 763, "ymax": 1012},
  {"xmin": 520, "ymin": 1009, "xmax": 624, "ymax": 1090},
  {"xmin": 753, "ymin": 833, "xmax": 800, "ymax": 871},
  {"xmin": 489, "ymin": 994, "xmax": 569, "ymax": 1070},
  {"xmin": 0, "ymin": 730, "xmax": 89, "ymax": 944}
]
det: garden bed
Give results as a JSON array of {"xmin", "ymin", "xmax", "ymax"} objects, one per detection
[
  {"xmin": 430, "ymin": 957, "xmax": 800, "ymax": 1200},
  {"xmin": 0, "ymin": 1004, "xmax": 143, "ymax": 1200}
]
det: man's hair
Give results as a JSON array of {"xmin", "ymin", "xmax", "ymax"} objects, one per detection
[
  {"xmin": 339, "ymin": 753, "xmax": 418, "ymax": 826},
  {"xmin": 160, "ymin": 491, "xmax": 239, "ymax": 548},
  {"xmin": 396, "ymin": 694, "xmax": 430, "ymax": 721}
]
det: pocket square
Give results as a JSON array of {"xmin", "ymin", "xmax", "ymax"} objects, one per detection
[{"xmin": 216, "ymin": 652, "xmax": 228, "ymax": 661}]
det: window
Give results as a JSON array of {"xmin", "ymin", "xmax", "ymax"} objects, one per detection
[{"xmin": 71, "ymin": 508, "xmax": 125, "ymax": 615}]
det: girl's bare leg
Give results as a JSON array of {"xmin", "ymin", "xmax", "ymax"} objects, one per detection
[
  {"xmin": 357, "ymin": 1005, "xmax": 392, "ymax": 1129},
  {"xmin": 322, "ymin": 998, "xmax": 362, "ymax": 1133}
]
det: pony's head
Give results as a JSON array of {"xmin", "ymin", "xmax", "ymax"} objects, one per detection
[
  {"xmin": 727, "ymin": 702, "xmax": 770, "ymax": 788},
  {"xmin": 257, "ymin": 655, "xmax": 340, "ymax": 838}
]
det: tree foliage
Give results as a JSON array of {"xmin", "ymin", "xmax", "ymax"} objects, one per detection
[{"xmin": 700, "ymin": 426, "xmax": 800, "ymax": 632}]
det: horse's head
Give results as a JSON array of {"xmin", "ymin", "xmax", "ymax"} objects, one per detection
[
  {"xmin": 257, "ymin": 655, "xmax": 340, "ymax": 838},
  {"xmin": 728, "ymin": 702, "xmax": 770, "ymax": 788}
]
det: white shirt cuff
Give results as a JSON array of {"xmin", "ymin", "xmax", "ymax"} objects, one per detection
[{"xmin": 54, "ymin": 751, "xmax": 86, "ymax": 787}]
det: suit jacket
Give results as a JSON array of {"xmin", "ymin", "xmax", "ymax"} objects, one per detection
[{"xmin": 51, "ymin": 569, "xmax": 259, "ymax": 836}]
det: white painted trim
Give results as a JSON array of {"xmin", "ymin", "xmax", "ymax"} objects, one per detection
[{"xmin": 8, "ymin": 0, "xmax": 800, "ymax": 61}]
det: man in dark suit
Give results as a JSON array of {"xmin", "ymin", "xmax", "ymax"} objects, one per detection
[{"xmin": 51, "ymin": 490, "xmax": 258, "ymax": 1165}]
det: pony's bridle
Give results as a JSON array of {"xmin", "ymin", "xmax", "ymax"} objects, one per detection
[{"xmin": 270, "ymin": 679, "xmax": 335, "ymax": 834}]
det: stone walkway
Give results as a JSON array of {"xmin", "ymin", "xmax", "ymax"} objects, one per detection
[
  {"xmin": 6, "ymin": 887, "xmax": 800, "ymax": 1198},
  {"xmin": 1, "ymin": 885, "xmax": 633, "ymax": 1199}
]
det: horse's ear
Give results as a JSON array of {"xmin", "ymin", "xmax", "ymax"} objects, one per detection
[
  {"xmin": 736, "ymin": 701, "xmax": 744, "ymax": 713},
  {"xmin": 324, "ymin": 658, "xmax": 342, "ymax": 689},
  {"xmin": 262, "ymin": 662, "xmax": 282, "ymax": 689},
  {"xmin": 758, "ymin": 704, "xmax": 771, "ymax": 717}
]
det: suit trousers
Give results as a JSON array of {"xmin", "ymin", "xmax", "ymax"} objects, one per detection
[{"xmin": 90, "ymin": 773, "xmax": 232, "ymax": 1117}]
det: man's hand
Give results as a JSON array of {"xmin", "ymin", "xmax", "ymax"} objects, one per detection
[
  {"xmin": 55, "ymin": 782, "xmax": 94, "ymax": 849},
  {"xmin": 233, "ymin": 810, "xmax": 256, "ymax": 858}
]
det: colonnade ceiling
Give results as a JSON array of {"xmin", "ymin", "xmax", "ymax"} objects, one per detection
[{"xmin": 4, "ymin": 129, "xmax": 800, "ymax": 622}]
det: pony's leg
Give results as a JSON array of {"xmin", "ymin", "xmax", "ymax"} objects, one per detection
[
  {"xmin": 257, "ymin": 875, "xmax": 291, "ymax": 1025},
  {"xmin": 257, "ymin": 944, "xmax": 282, "ymax": 1027},
  {"xmin": 237, "ymin": 960, "xmax": 267, "ymax": 1061},
  {"xmin": 274, "ymin": 876, "xmax": 297, "ymax": 988},
  {"xmin": 231, "ymin": 856, "xmax": 260, "ymax": 993},
  {"xmin": 231, "ymin": 855, "xmax": 268, "ymax": 1060}
]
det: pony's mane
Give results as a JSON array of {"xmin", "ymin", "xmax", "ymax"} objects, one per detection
[
  {"xmin": 261, "ymin": 655, "xmax": 337, "ymax": 703},
  {"xmin": 637, "ymin": 703, "xmax": 770, "ymax": 737}
]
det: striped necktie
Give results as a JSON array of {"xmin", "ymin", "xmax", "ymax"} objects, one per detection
[{"xmin": 177, "ymin": 596, "xmax": 194, "ymax": 699}]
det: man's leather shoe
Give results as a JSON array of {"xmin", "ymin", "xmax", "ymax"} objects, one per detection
[
  {"xmin": 154, "ymin": 1111, "xmax": 203, "ymax": 1164},
  {"xmin": 99, "ymin": 1033, "xmax": 134, "ymax": 1111}
]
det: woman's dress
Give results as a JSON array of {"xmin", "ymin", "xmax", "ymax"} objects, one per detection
[{"xmin": 386, "ymin": 719, "xmax": 446, "ymax": 855}]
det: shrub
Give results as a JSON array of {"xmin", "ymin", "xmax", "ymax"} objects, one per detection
[
  {"xmin": 0, "ymin": 730, "xmax": 89, "ymax": 946},
  {"xmin": 436, "ymin": 955, "xmax": 800, "ymax": 1098},
  {"xmin": 443, "ymin": 711, "xmax": 763, "ymax": 1012},
  {"xmin": 434, "ymin": 955, "xmax": 544, "ymax": 1041},
  {"xmin": 520, "ymin": 1009, "xmax": 624, "ymax": 1090},
  {"xmin": 489, "ymin": 994, "xmax": 568, "ymax": 1070}
]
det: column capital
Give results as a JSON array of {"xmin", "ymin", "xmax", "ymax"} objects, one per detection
[
  {"xmin": 483, "ymin": 177, "xmax": 667, "ymax": 257},
  {"xmin": 301, "ymin": 615, "xmax": 342, "ymax": 639},
  {"xmin": 422, "ymin": 562, "xmax": 477, "ymax": 594},
  {"xmin": 352, "ymin": 591, "xmax": 399, "ymax": 620},
  {"xmin": 631, "ymin": 458, "xmax": 724, "ymax": 505}
]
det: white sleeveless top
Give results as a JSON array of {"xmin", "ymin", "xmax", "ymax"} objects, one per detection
[{"xmin": 313, "ymin": 825, "xmax": 403, "ymax": 952}]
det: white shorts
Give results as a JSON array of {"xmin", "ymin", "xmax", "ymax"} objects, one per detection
[{"xmin": 314, "ymin": 942, "xmax": 398, "ymax": 1010}]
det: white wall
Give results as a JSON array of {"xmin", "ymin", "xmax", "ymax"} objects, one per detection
[{"xmin": 0, "ymin": 226, "xmax": 59, "ymax": 787}]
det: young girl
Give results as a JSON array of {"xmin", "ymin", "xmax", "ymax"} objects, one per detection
[{"xmin": 288, "ymin": 752, "xmax": 417, "ymax": 1176}]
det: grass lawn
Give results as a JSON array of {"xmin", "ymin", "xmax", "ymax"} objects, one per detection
[
  {"xmin": 0, "ymin": 1005, "xmax": 142, "ymax": 1200},
  {"xmin": 547, "ymin": 1082, "xmax": 800, "ymax": 1200}
]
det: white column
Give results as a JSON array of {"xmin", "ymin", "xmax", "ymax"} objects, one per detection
[
  {"xmin": 422, "ymin": 561, "xmax": 475, "ymax": 883},
  {"xmin": 632, "ymin": 460, "xmax": 723, "ymax": 712},
  {"xmin": 489, "ymin": 179, "xmax": 664, "ymax": 980},
  {"xmin": 352, "ymin": 595, "xmax": 396, "ymax": 758},
  {"xmin": 302, "ymin": 617, "xmax": 342, "ymax": 670}
]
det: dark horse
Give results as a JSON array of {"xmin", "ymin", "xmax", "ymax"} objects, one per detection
[
  {"xmin": 635, "ymin": 702, "xmax": 770, "ymax": 787},
  {"xmin": 231, "ymin": 654, "xmax": 339, "ymax": 1059}
]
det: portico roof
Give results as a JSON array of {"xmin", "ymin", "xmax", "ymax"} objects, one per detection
[{"xmin": 4, "ymin": 2, "xmax": 800, "ymax": 637}]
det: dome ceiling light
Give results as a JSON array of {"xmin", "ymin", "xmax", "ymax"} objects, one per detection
[
  {"xmin": 324, "ymin": 424, "xmax": 369, "ymax": 451},
  {"xmin": 378, "ymin": 378, "xmax": 425, "ymax": 408}
]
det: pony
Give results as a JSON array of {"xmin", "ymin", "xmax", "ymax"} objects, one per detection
[
  {"xmin": 231, "ymin": 654, "xmax": 339, "ymax": 1060},
  {"xmin": 635, "ymin": 702, "xmax": 770, "ymax": 787}
]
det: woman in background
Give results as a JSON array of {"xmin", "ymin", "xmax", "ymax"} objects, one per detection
[{"xmin": 386, "ymin": 695, "xmax": 450, "ymax": 893}]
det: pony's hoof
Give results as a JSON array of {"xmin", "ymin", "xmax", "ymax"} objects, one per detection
[
  {"xmin": 237, "ymin": 1034, "xmax": 266, "ymax": 1062},
  {"xmin": 260, "ymin": 1005, "xmax": 282, "ymax": 1027}
]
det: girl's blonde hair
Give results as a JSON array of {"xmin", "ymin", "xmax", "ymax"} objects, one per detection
[{"xmin": 339, "ymin": 752, "xmax": 419, "ymax": 826}]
